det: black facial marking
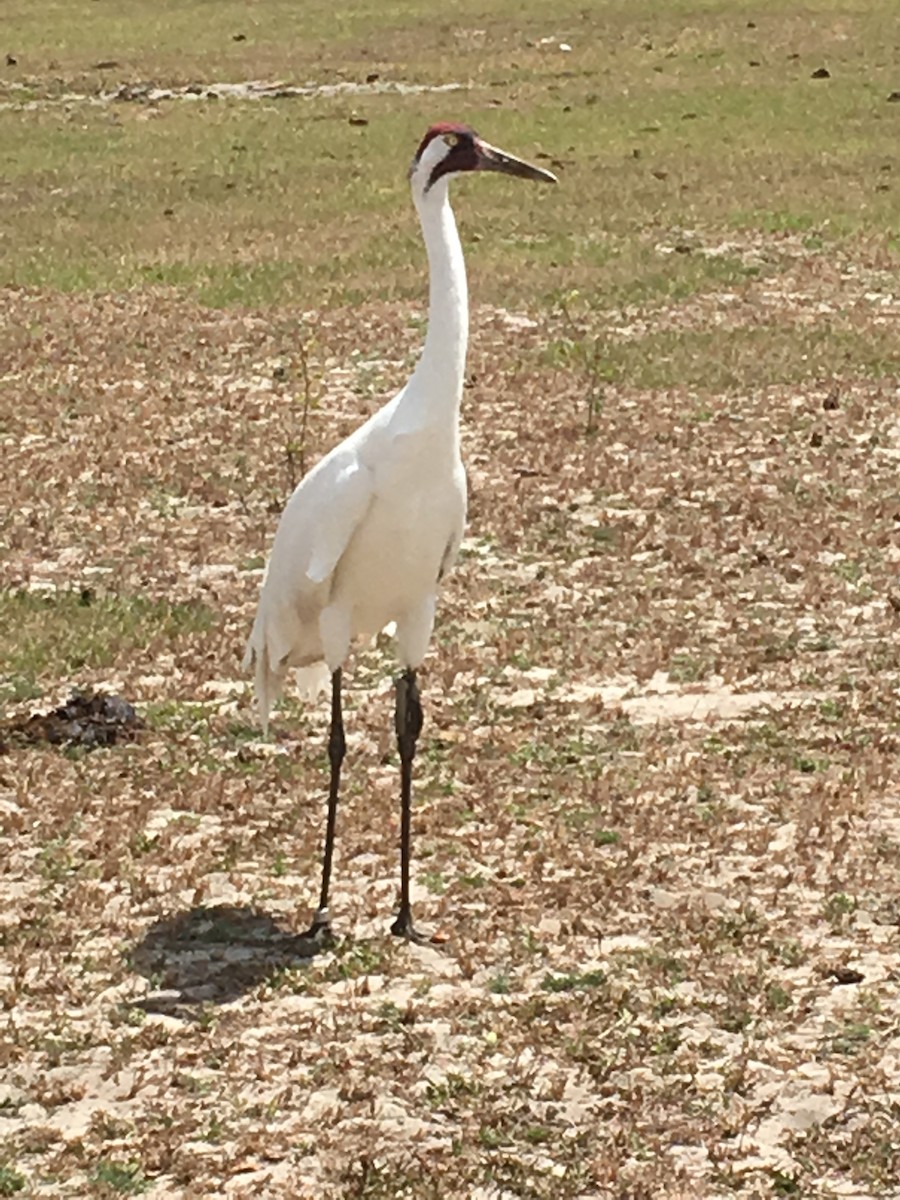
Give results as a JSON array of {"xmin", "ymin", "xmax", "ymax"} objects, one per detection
[{"xmin": 412, "ymin": 122, "xmax": 481, "ymax": 190}]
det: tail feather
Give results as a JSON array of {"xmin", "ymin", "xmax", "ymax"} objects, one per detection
[
  {"xmin": 244, "ymin": 617, "xmax": 328, "ymax": 734},
  {"xmin": 243, "ymin": 632, "xmax": 285, "ymax": 737}
]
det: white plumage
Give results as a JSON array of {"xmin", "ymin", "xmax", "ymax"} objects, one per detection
[
  {"xmin": 244, "ymin": 123, "xmax": 555, "ymax": 943},
  {"xmin": 243, "ymin": 341, "xmax": 467, "ymax": 729}
]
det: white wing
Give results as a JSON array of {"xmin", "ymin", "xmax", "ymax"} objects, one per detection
[
  {"xmin": 244, "ymin": 448, "xmax": 375, "ymax": 729},
  {"xmin": 305, "ymin": 457, "xmax": 373, "ymax": 584}
]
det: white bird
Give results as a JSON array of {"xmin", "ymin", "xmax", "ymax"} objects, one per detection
[{"xmin": 244, "ymin": 123, "xmax": 556, "ymax": 943}]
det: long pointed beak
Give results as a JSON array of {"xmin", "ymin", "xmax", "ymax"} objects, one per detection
[{"xmin": 475, "ymin": 141, "xmax": 558, "ymax": 184}]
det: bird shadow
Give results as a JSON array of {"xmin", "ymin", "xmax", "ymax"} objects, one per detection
[{"xmin": 127, "ymin": 904, "xmax": 320, "ymax": 1016}]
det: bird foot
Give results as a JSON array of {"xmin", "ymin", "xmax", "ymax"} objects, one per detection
[
  {"xmin": 300, "ymin": 910, "xmax": 336, "ymax": 948},
  {"xmin": 390, "ymin": 909, "xmax": 432, "ymax": 945}
]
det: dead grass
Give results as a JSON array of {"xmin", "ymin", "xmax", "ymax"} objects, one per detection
[
  {"xmin": 2, "ymin": 273, "xmax": 899, "ymax": 1197},
  {"xmin": 2, "ymin": 1, "xmax": 900, "ymax": 1197}
]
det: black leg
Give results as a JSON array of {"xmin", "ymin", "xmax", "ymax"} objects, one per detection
[
  {"xmin": 390, "ymin": 667, "xmax": 428, "ymax": 943},
  {"xmin": 303, "ymin": 668, "xmax": 344, "ymax": 944}
]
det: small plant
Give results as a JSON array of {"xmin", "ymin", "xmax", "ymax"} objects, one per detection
[
  {"xmin": 523, "ymin": 1125, "xmax": 552, "ymax": 1144},
  {"xmin": 89, "ymin": 1160, "xmax": 147, "ymax": 1195},
  {"xmin": 652, "ymin": 995, "xmax": 679, "ymax": 1018},
  {"xmin": 477, "ymin": 1124, "xmax": 507, "ymax": 1149},
  {"xmin": 717, "ymin": 906, "xmax": 767, "ymax": 946},
  {"xmin": 828, "ymin": 1021, "xmax": 871, "ymax": 1056},
  {"xmin": 38, "ymin": 835, "xmax": 76, "ymax": 884},
  {"xmin": 824, "ymin": 892, "xmax": 856, "ymax": 929},
  {"xmin": 458, "ymin": 871, "xmax": 485, "ymax": 888},
  {"xmin": 113, "ymin": 1004, "xmax": 147, "ymax": 1029},
  {"xmin": 0, "ymin": 1165, "xmax": 26, "ymax": 1197},
  {"xmin": 768, "ymin": 1168, "xmax": 803, "ymax": 1195},
  {"xmin": 195, "ymin": 1004, "xmax": 217, "ymax": 1031},
  {"xmin": 374, "ymin": 1000, "xmax": 404, "ymax": 1031},
  {"xmin": 654, "ymin": 1029, "xmax": 682, "ymax": 1055},
  {"xmin": 425, "ymin": 1073, "xmax": 480, "ymax": 1109},
  {"xmin": 323, "ymin": 939, "xmax": 386, "ymax": 982},
  {"xmin": 548, "ymin": 289, "xmax": 616, "ymax": 435},
  {"xmin": 793, "ymin": 754, "xmax": 826, "ymax": 774},
  {"xmin": 766, "ymin": 938, "xmax": 804, "ymax": 968},
  {"xmin": 541, "ymin": 969, "xmax": 605, "ymax": 993},
  {"xmin": 765, "ymin": 983, "xmax": 793, "ymax": 1013},
  {"xmin": 204, "ymin": 1114, "xmax": 226, "ymax": 1143},
  {"xmin": 422, "ymin": 869, "xmax": 446, "ymax": 895},
  {"xmin": 275, "ymin": 325, "xmax": 321, "ymax": 491},
  {"xmin": 718, "ymin": 1004, "xmax": 753, "ymax": 1034},
  {"xmin": 128, "ymin": 832, "xmax": 159, "ymax": 857},
  {"xmin": 668, "ymin": 652, "xmax": 712, "ymax": 682},
  {"xmin": 607, "ymin": 716, "xmax": 640, "ymax": 751},
  {"xmin": 832, "ymin": 558, "xmax": 863, "ymax": 584},
  {"xmin": 818, "ymin": 697, "xmax": 846, "ymax": 722}
]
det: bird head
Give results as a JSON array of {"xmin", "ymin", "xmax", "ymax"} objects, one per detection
[{"xmin": 409, "ymin": 123, "xmax": 557, "ymax": 195}]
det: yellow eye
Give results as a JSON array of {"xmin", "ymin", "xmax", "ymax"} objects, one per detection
[{"xmin": 444, "ymin": 133, "xmax": 459, "ymax": 148}]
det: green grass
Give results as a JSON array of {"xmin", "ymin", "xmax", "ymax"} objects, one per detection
[
  {"xmin": 2, "ymin": 0, "xmax": 899, "ymax": 312},
  {"xmin": 0, "ymin": 1166, "xmax": 26, "ymax": 1198},
  {"xmin": 579, "ymin": 323, "xmax": 900, "ymax": 392},
  {"xmin": 541, "ymin": 969, "xmax": 606, "ymax": 993},
  {"xmin": 323, "ymin": 939, "xmax": 390, "ymax": 981},
  {"xmin": 4, "ymin": 0, "xmax": 888, "ymax": 89},
  {"xmin": 828, "ymin": 1021, "xmax": 872, "ymax": 1057},
  {"xmin": 0, "ymin": 589, "xmax": 213, "ymax": 708},
  {"xmin": 88, "ymin": 1160, "xmax": 148, "ymax": 1196}
]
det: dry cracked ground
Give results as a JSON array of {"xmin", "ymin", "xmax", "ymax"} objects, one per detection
[{"xmin": 1, "ymin": 242, "xmax": 899, "ymax": 1198}]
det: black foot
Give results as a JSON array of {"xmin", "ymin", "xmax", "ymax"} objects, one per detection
[
  {"xmin": 390, "ymin": 909, "xmax": 431, "ymax": 945},
  {"xmin": 301, "ymin": 912, "xmax": 336, "ymax": 948}
]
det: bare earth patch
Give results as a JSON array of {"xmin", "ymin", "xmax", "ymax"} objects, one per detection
[
  {"xmin": 0, "ymin": 77, "xmax": 465, "ymax": 113},
  {"xmin": 1, "ymin": 274, "xmax": 899, "ymax": 1197}
]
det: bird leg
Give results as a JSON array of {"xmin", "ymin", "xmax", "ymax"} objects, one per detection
[
  {"xmin": 390, "ymin": 667, "xmax": 428, "ymax": 943},
  {"xmin": 303, "ymin": 668, "xmax": 344, "ymax": 945}
]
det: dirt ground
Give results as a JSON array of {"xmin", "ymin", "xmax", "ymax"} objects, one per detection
[{"xmin": 1, "ymin": 229, "xmax": 899, "ymax": 1198}]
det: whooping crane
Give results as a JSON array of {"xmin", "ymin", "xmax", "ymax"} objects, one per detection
[{"xmin": 244, "ymin": 123, "xmax": 556, "ymax": 943}]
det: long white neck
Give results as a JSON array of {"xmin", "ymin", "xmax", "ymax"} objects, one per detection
[{"xmin": 399, "ymin": 176, "xmax": 469, "ymax": 428}]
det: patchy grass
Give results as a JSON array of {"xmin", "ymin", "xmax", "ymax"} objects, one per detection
[
  {"xmin": 0, "ymin": 590, "xmax": 214, "ymax": 709},
  {"xmin": 0, "ymin": 1166, "xmax": 26, "ymax": 1198},
  {"xmin": 2, "ymin": 0, "xmax": 900, "ymax": 309},
  {"xmin": 1, "ymin": 1, "xmax": 900, "ymax": 1198},
  {"xmin": 89, "ymin": 1160, "xmax": 148, "ymax": 1196}
]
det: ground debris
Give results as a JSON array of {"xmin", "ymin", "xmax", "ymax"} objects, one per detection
[
  {"xmin": 0, "ymin": 77, "xmax": 465, "ymax": 112},
  {"xmin": 3, "ymin": 40, "xmax": 900, "ymax": 1189},
  {"xmin": 0, "ymin": 689, "xmax": 143, "ymax": 752}
]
